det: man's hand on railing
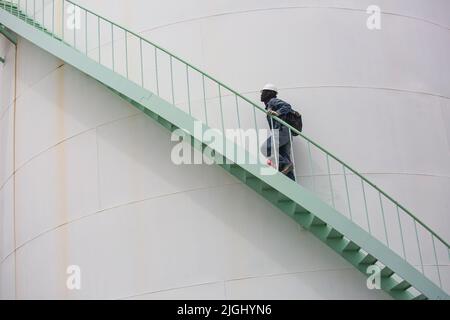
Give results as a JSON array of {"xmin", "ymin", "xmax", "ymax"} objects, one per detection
[{"xmin": 267, "ymin": 109, "xmax": 280, "ymax": 117}]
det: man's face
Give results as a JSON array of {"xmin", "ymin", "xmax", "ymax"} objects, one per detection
[{"xmin": 260, "ymin": 90, "xmax": 275, "ymax": 103}]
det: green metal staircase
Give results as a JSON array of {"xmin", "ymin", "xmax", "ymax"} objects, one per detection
[{"xmin": 1, "ymin": 0, "xmax": 449, "ymax": 300}]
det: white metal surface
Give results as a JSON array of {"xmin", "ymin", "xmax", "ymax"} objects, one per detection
[{"xmin": 1, "ymin": 0, "xmax": 449, "ymax": 299}]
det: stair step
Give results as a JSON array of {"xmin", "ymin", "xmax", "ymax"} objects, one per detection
[
  {"xmin": 262, "ymin": 184, "xmax": 274, "ymax": 192},
  {"xmin": 412, "ymin": 293, "xmax": 427, "ymax": 301},
  {"xmin": 295, "ymin": 207, "xmax": 309, "ymax": 215},
  {"xmin": 326, "ymin": 228, "xmax": 344, "ymax": 239},
  {"xmin": 230, "ymin": 164, "xmax": 247, "ymax": 182},
  {"xmin": 380, "ymin": 266, "xmax": 395, "ymax": 278},
  {"xmin": 261, "ymin": 185, "xmax": 281, "ymax": 202},
  {"xmin": 390, "ymin": 280, "xmax": 412, "ymax": 291},
  {"xmin": 276, "ymin": 199, "xmax": 296, "ymax": 216},
  {"xmin": 342, "ymin": 240, "xmax": 360, "ymax": 252},
  {"xmin": 358, "ymin": 254, "xmax": 378, "ymax": 266},
  {"xmin": 245, "ymin": 176, "xmax": 262, "ymax": 193},
  {"xmin": 293, "ymin": 209, "xmax": 311, "ymax": 227},
  {"xmin": 157, "ymin": 117, "xmax": 176, "ymax": 131},
  {"xmin": 309, "ymin": 216, "xmax": 326, "ymax": 227}
]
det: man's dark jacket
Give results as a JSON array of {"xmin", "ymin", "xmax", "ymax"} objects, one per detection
[{"xmin": 265, "ymin": 98, "xmax": 293, "ymax": 131}]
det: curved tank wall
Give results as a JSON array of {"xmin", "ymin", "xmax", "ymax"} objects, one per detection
[
  {"xmin": 77, "ymin": 0, "xmax": 450, "ymax": 236},
  {"xmin": 1, "ymin": 0, "xmax": 449, "ymax": 299}
]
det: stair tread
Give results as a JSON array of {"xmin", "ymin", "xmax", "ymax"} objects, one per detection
[
  {"xmin": 391, "ymin": 280, "xmax": 412, "ymax": 291},
  {"xmin": 326, "ymin": 228, "xmax": 344, "ymax": 239},
  {"xmin": 310, "ymin": 216, "xmax": 326, "ymax": 227},
  {"xmin": 342, "ymin": 240, "xmax": 361, "ymax": 252},
  {"xmin": 359, "ymin": 254, "xmax": 377, "ymax": 265}
]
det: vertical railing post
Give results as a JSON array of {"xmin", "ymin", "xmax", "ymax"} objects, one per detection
[
  {"xmin": 139, "ymin": 38, "xmax": 144, "ymax": 87},
  {"xmin": 202, "ymin": 74, "xmax": 208, "ymax": 125},
  {"xmin": 379, "ymin": 193, "xmax": 389, "ymax": 247},
  {"xmin": 308, "ymin": 142, "xmax": 316, "ymax": 192},
  {"xmin": 61, "ymin": 0, "xmax": 64, "ymax": 42},
  {"xmin": 288, "ymin": 128, "xmax": 297, "ymax": 182},
  {"xmin": 111, "ymin": 23, "xmax": 114, "ymax": 71},
  {"xmin": 252, "ymin": 105, "xmax": 260, "ymax": 163},
  {"xmin": 73, "ymin": 3, "xmax": 76, "ymax": 49},
  {"xmin": 218, "ymin": 84, "xmax": 225, "ymax": 132},
  {"xmin": 85, "ymin": 10, "xmax": 88, "ymax": 55},
  {"xmin": 270, "ymin": 117, "xmax": 279, "ymax": 171},
  {"xmin": 52, "ymin": 0, "xmax": 54, "ymax": 36},
  {"xmin": 234, "ymin": 95, "xmax": 243, "ymax": 150},
  {"xmin": 154, "ymin": 47, "xmax": 159, "ymax": 95},
  {"xmin": 326, "ymin": 154, "xmax": 335, "ymax": 208},
  {"xmin": 218, "ymin": 84, "xmax": 227, "ymax": 163},
  {"xmin": 235, "ymin": 95, "xmax": 241, "ymax": 128},
  {"xmin": 185, "ymin": 65, "xmax": 191, "ymax": 115},
  {"xmin": 343, "ymin": 165, "xmax": 352, "ymax": 220},
  {"xmin": 431, "ymin": 235, "xmax": 442, "ymax": 288},
  {"xmin": 125, "ymin": 31, "xmax": 129, "ymax": 79},
  {"xmin": 414, "ymin": 220, "xmax": 424, "ymax": 274},
  {"xmin": 361, "ymin": 179, "xmax": 371, "ymax": 233},
  {"xmin": 97, "ymin": 15, "xmax": 100, "ymax": 63},
  {"xmin": 170, "ymin": 56, "xmax": 175, "ymax": 104},
  {"xmin": 396, "ymin": 206, "xmax": 407, "ymax": 259}
]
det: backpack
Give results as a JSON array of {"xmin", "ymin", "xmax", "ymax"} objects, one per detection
[{"xmin": 284, "ymin": 110, "xmax": 303, "ymax": 136}]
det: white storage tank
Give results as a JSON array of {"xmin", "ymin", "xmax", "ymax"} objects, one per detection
[{"xmin": 0, "ymin": 0, "xmax": 449, "ymax": 299}]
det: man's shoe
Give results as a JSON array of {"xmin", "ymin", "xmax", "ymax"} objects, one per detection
[{"xmin": 281, "ymin": 163, "xmax": 294, "ymax": 174}]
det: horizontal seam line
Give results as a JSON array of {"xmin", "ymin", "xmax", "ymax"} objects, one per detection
[
  {"xmin": 242, "ymin": 85, "xmax": 450, "ymax": 100},
  {"xmin": 117, "ymin": 266, "xmax": 358, "ymax": 300},
  {"xmin": 12, "ymin": 112, "xmax": 142, "ymax": 175},
  {"xmin": 0, "ymin": 181, "xmax": 243, "ymax": 263},
  {"xmin": 117, "ymin": 262, "xmax": 450, "ymax": 300},
  {"xmin": 136, "ymin": 6, "xmax": 450, "ymax": 35},
  {"xmin": 85, "ymin": 6, "xmax": 450, "ymax": 55}
]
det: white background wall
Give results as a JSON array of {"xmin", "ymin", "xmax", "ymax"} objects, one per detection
[
  {"xmin": 1, "ymin": 0, "xmax": 449, "ymax": 299},
  {"xmin": 72, "ymin": 0, "xmax": 450, "ymax": 236}
]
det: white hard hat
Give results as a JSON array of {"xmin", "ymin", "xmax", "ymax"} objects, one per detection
[{"xmin": 261, "ymin": 83, "xmax": 278, "ymax": 93}]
